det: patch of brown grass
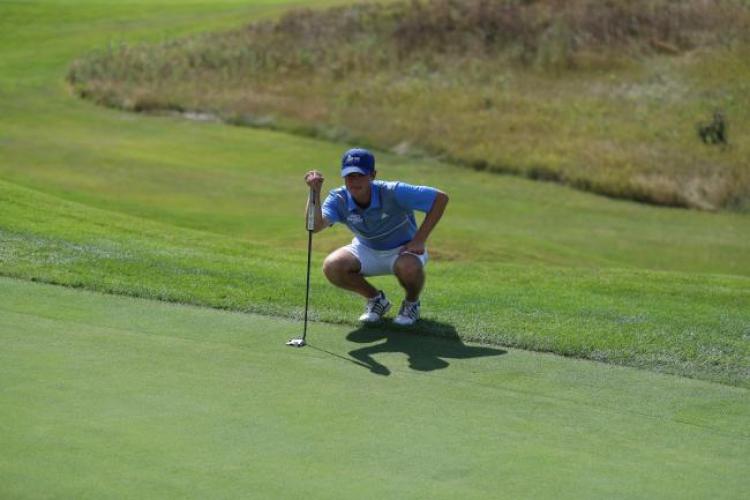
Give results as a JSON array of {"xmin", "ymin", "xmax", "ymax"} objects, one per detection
[{"xmin": 67, "ymin": 0, "xmax": 750, "ymax": 210}]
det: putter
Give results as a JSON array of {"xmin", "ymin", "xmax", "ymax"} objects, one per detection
[{"xmin": 287, "ymin": 186, "xmax": 317, "ymax": 347}]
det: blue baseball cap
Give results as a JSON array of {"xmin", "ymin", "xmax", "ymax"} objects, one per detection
[{"xmin": 341, "ymin": 148, "xmax": 375, "ymax": 177}]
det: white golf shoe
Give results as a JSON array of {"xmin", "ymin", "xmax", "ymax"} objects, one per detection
[
  {"xmin": 359, "ymin": 291, "xmax": 391, "ymax": 323},
  {"xmin": 394, "ymin": 300, "xmax": 420, "ymax": 326}
]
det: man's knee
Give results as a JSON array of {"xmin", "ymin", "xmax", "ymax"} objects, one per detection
[
  {"xmin": 323, "ymin": 251, "xmax": 360, "ymax": 281},
  {"xmin": 393, "ymin": 254, "xmax": 423, "ymax": 280}
]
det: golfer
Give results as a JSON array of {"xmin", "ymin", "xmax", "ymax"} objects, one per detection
[{"xmin": 304, "ymin": 148, "xmax": 449, "ymax": 326}]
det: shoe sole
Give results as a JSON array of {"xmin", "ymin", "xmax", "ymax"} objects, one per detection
[
  {"xmin": 394, "ymin": 317, "xmax": 418, "ymax": 326},
  {"xmin": 359, "ymin": 302, "xmax": 392, "ymax": 322}
]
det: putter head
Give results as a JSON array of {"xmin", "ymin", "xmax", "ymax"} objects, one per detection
[{"xmin": 286, "ymin": 338, "xmax": 306, "ymax": 348}]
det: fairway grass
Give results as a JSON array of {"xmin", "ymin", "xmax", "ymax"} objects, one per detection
[
  {"xmin": 2, "ymin": 0, "xmax": 750, "ymax": 277},
  {"xmin": 3, "ymin": 179, "xmax": 749, "ymax": 387},
  {"xmin": 1, "ymin": 277, "xmax": 748, "ymax": 498}
]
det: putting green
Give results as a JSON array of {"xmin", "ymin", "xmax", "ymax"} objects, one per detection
[{"xmin": 1, "ymin": 277, "xmax": 747, "ymax": 498}]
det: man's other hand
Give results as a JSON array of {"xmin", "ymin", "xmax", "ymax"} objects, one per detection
[{"xmin": 400, "ymin": 239, "xmax": 425, "ymax": 255}]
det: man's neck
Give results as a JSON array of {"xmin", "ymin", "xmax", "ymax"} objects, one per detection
[
  {"xmin": 353, "ymin": 192, "xmax": 371, "ymax": 208},
  {"xmin": 351, "ymin": 184, "xmax": 372, "ymax": 208}
]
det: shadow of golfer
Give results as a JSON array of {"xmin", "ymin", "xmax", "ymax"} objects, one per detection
[{"xmin": 345, "ymin": 319, "xmax": 507, "ymax": 376}]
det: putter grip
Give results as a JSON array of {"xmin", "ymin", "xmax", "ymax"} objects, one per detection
[{"xmin": 306, "ymin": 188, "xmax": 317, "ymax": 231}]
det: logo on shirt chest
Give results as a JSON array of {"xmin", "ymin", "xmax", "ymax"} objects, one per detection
[{"xmin": 347, "ymin": 214, "xmax": 364, "ymax": 224}]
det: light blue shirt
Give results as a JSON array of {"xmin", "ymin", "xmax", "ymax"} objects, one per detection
[{"xmin": 322, "ymin": 180, "xmax": 439, "ymax": 250}]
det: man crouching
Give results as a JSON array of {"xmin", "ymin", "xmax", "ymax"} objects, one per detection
[{"xmin": 304, "ymin": 148, "xmax": 449, "ymax": 326}]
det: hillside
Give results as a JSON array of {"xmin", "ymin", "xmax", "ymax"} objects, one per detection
[
  {"xmin": 3, "ymin": 178, "xmax": 749, "ymax": 387},
  {"xmin": 68, "ymin": 0, "xmax": 750, "ymax": 209}
]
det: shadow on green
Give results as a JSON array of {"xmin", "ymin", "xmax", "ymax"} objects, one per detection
[{"xmin": 312, "ymin": 320, "xmax": 507, "ymax": 376}]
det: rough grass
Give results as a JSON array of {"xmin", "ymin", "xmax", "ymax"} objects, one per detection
[
  {"xmin": 2, "ymin": 178, "xmax": 749, "ymax": 387},
  {"xmin": 67, "ymin": 0, "xmax": 750, "ymax": 210}
]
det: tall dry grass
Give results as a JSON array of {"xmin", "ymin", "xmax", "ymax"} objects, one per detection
[{"xmin": 68, "ymin": 0, "xmax": 750, "ymax": 209}]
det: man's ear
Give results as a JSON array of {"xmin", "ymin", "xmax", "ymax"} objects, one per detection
[{"xmin": 370, "ymin": 170, "xmax": 377, "ymax": 180}]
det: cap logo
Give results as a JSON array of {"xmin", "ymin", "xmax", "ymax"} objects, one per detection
[{"xmin": 346, "ymin": 155, "xmax": 359, "ymax": 164}]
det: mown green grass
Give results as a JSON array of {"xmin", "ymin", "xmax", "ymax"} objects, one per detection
[
  {"xmin": 66, "ymin": 0, "xmax": 750, "ymax": 209},
  {"xmin": 2, "ymin": 277, "xmax": 749, "ymax": 499},
  {"xmin": 3, "ymin": 109, "xmax": 750, "ymax": 274}
]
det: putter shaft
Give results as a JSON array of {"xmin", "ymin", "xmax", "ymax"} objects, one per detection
[
  {"xmin": 301, "ymin": 187, "xmax": 316, "ymax": 343},
  {"xmin": 302, "ymin": 227, "xmax": 312, "ymax": 341},
  {"xmin": 288, "ymin": 187, "xmax": 316, "ymax": 347}
]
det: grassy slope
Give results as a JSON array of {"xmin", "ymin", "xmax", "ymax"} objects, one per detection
[
  {"xmin": 2, "ymin": 277, "xmax": 748, "ymax": 499},
  {"xmin": 0, "ymin": 0, "xmax": 749, "ymax": 386},
  {"xmin": 2, "ymin": 179, "xmax": 749, "ymax": 387},
  {"xmin": 65, "ymin": 0, "xmax": 750, "ymax": 210},
  {"xmin": 3, "ymin": 103, "xmax": 750, "ymax": 275}
]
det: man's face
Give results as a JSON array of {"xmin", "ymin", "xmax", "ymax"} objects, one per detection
[{"xmin": 344, "ymin": 172, "xmax": 375, "ymax": 200}]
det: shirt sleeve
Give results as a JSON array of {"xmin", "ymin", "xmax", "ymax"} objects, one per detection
[
  {"xmin": 321, "ymin": 191, "xmax": 341, "ymax": 225},
  {"xmin": 393, "ymin": 182, "xmax": 439, "ymax": 212}
]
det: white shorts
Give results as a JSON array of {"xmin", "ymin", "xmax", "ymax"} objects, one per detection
[{"xmin": 343, "ymin": 238, "xmax": 429, "ymax": 277}]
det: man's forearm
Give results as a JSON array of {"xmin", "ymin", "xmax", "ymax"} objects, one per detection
[{"xmin": 413, "ymin": 191, "xmax": 449, "ymax": 243}]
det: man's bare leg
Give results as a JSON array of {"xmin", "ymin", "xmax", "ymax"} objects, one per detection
[
  {"xmin": 323, "ymin": 248, "xmax": 378, "ymax": 299},
  {"xmin": 393, "ymin": 253, "xmax": 425, "ymax": 302}
]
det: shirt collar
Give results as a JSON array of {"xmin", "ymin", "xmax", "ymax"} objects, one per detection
[{"xmin": 346, "ymin": 181, "xmax": 381, "ymax": 212}]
